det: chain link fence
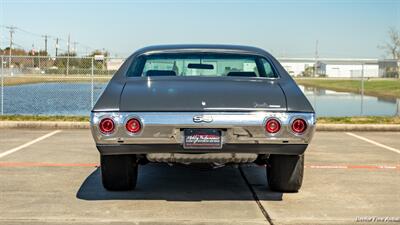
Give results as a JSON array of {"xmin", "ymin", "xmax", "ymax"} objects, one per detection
[
  {"xmin": 0, "ymin": 55, "xmax": 399, "ymax": 117},
  {"xmin": 0, "ymin": 55, "xmax": 124, "ymax": 116},
  {"xmin": 279, "ymin": 58, "xmax": 400, "ymax": 117}
]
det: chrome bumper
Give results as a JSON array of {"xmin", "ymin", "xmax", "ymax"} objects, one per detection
[{"xmin": 91, "ymin": 112, "xmax": 316, "ymax": 145}]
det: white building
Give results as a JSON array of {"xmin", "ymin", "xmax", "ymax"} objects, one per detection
[
  {"xmin": 106, "ymin": 58, "xmax": 125, "ymax": 71},
  {"xmin": 280, "ymin": 62, "xmax": 314, "ymax": 77},
  {"xmin": 323, "ymin": 61, "xmax": 379, "ymax": 78},
  {"xmin": 278, "ymin": 58, "xmax": 381, "ymax": 78},
  {"xmin": 279, "ymin": 58, "xmax": 316, "ymax": 77}
]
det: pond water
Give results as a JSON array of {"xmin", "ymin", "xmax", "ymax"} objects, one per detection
[
  {"xmin": 2, "ymin": 82, "xmax": 399, "ymax": 117},
  {"xmin": 300, "ymin": 86, "xmax": 399, "ymax": 117},
  {"xmin": 3, "ymin": 83, "xmax": 106, "ymax": 116}
]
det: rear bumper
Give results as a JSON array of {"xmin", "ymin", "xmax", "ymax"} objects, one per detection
[
  {"xmin": 96, "ymin": 144, "xmax": 308, "ymax": 156},
  {"xmin": 91, "ymin": 112, "xmax": 316, "ymax": 145}
]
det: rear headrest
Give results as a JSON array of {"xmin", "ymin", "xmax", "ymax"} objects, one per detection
[
  {"xmin": 226, "ymin": 72, "xmax": 257, "ymax": 77},
  {"xmin": 146, "ymin": 70, "xmax": 176, "ymax": 76}
]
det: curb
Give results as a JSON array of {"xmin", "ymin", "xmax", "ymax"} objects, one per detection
[
  {"xmin": 0, "ymin": 121, "xmax": 90, "ymax": 129},
  {"xmin": 316, "ymin": 124, "xmax": 400, "ymax": 131},
  {"xmin": 1, "ymin": 121, "xmax": 400, "ymax": 131}
]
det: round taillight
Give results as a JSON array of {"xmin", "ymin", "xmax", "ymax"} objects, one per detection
[
  {"xmin": 291, "ymin": 119, "xmax": 307, "ymax": 134},
  {"xmin": 265, "ymin": 119, "xmax": 281, "ymax": 133},
  {"xmin": 126, "ymin": 118, "xmax": 141, "ymax": 133},
  {"xmin": 99, "ymin": 118, "xmax": 115, "ymax": 134}
]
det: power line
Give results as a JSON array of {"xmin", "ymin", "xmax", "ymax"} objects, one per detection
[
  {"xmin": 15, "ymin": 27, "xmax": 42, "ymax": 38},
  {"xmin": 0, "ymin": 24, "xmax": 100, "ymax": 56}
]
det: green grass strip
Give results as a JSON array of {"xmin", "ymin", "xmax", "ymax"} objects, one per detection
[{"xmin": 295, "ymin": 78, "xmax": 400, "ymax": 99}]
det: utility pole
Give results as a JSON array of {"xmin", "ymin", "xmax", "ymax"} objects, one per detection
[
  {"xmin": 67, "ymin": 34, "xmax": 70, "ymax": 76},
  {"xmin": 5, "ymin": 26, "xmax": 16, "ymax": 68},
  {"xmin": 314, "ymin": 40, "xmax": 319, "ymax": 77},
  {"xmin": 55, "ymin": 38, "xmax": 59, "ymax": 57},
  {"xmin": 73, "ymin": 41, "xmax": 78, "ymax": 55},
  {"xmin": 43, "ymin": 35, "xmax": 48, "ymax": 55}
]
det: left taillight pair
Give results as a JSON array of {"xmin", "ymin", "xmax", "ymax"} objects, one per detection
[
  {"xmin": 98, "ymin": 118, "xmax": 141, "ymax": 134},
  {"xmin": 265, "ymin": 118, "xmax": 307, "ymax": 134}
]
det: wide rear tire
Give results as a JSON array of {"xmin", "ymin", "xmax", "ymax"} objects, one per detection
[
  {"xmin": 267, "ymin": 154, "xmax": 304, "ymax": 192},
  {"xmin": 100, "ymin": 155, "xmax": 138, "ymax": 191}
]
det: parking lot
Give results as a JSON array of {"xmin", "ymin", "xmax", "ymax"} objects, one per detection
[{"xmin": 0, "ymin": 129, "xmax": 399, "ymax": 225}]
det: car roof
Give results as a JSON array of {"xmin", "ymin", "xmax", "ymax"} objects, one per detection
[{"xmin": 133, "ymin": 44, "xmax": 271, "ymax": 57}]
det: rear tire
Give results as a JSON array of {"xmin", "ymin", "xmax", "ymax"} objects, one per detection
[
  {"xmin": 101, "ymin": 155, "xmax": 138, "ymax": 191},
  {"xmin": 267, "ymin": 154, "xmax": 304, "ymax": 192}
]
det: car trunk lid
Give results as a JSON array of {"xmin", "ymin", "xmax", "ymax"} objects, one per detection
[{"xmin": 119, "ymin": 77, "xmax": 287, "ymax": 111}]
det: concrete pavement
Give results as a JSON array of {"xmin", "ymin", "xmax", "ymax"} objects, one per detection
[{"xmin": 0, "ymin": 130, "xmax": 399, "ymax": 225}]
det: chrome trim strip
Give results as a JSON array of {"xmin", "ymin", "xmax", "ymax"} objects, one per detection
[{"xmin": 203, "ymin": 107, "xmax": 286, "ymax": 111}]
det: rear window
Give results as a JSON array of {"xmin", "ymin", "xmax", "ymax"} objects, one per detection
[{"xmin": 127, "ymin": 53, "xmax": 277, "ymax": 78}]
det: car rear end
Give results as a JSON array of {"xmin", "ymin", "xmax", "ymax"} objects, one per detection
[{"xmin": 90, "ymin": 45, "xmax": 315, "ymax": 192}]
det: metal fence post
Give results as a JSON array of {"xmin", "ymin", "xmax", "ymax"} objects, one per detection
[
  {"xmin": 66, "ymin": 55, "xmax": 70, "ymax": 76},
  {"xmin": 91, "ymin": 57, "xmax": 94, "ymax": 108},
  {"xmin": 360, "ymin": 64, "xmax": 364, "ymax": 116},
  {"xmin": 1, "ymin": 55, "xmax": 3, "ymax": 115},
  {"xmin": 398, "ymin": 60, "xmax": 400, "ymax": 79},
  {"xmin": 38, "ymin": 53, "xmax": 41, "ymax": 69}
]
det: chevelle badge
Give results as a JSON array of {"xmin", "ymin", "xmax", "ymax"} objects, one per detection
[{"xmin": 193, "ymin": 115, "xmax": 213, "ymax": 123}]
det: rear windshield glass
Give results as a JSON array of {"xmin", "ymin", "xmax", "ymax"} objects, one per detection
[{"xmin": 127, "ymin": 53, "xmax": 277, "ymax": 78}]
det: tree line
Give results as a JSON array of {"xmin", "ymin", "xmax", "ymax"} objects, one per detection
[{"xmin": 0, "ymin": 49, "xmax": 109, "ymax": 70}]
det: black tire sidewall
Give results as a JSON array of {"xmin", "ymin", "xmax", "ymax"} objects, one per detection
[
  {"xmin": 101, "ymin": 155, "xmax": 138, "ymax": 191},
  {"xmin": 267, "ymin": 154, "xmax": 304, "ymax": 192}
]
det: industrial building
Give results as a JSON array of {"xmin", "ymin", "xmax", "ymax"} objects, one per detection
[{"xmin": 279, "ymin": 58, "xmax": 398, "ymax": 78}]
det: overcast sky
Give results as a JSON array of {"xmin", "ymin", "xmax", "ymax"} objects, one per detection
[{"xmin": 1, "ymin": 0, "xmax": 399, "ymax": 58}]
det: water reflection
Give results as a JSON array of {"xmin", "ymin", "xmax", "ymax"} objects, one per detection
[
  {"xmin": 300, "ymin": 85, "xmax": 400, "ymax": 117},
  {"xmin": 3, "ymin": 82, "xmax": 106, "ymax": 116}
]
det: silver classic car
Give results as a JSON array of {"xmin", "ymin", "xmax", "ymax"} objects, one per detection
[{"xmin": 90, "ymin": 44, "xmax": 315, "ymax": 192}]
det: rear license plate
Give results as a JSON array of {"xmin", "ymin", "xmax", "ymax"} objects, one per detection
[{"xmin": 183, "ymin": 129, "xmax": 222, "ymax": 149}]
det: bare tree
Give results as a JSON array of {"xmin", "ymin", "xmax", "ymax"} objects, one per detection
[{"xmin": 379, "ymin": 27, "xmax": 400, "ymax": 59}]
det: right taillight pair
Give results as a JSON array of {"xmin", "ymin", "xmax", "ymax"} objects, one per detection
[
  {"xmin": 99, "ymin": 118, "xmax": 142, "ymax": 134},
  {"xmin": 265, "ymin": 118, "xmax": 307, "ymax": 134}
]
